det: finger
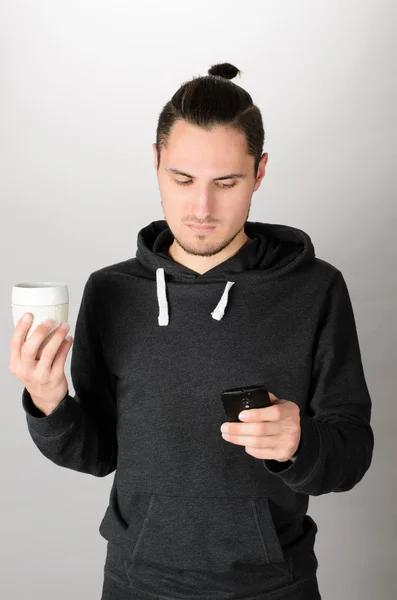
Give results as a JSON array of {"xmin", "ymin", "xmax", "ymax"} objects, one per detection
[
  {"xmin": 222, "ymin": 433, "xmax": 277, "ymax": 448},
  {"xmin": 10, "ymin": 315, "xmax": 52, "ymax": 368},
  {"xmin": 36, "ymin": 323, "xmax": 70, "ymax": 372},
  {"xmin": 9, "ymin": 313, "xmax": 34, "ymax": 367},
  {"xmin": 239, "ymin": 403, "xmax": 283, "ymax": 423},
  {"xmin": 51, "ymin": 335, "xmax": 73, "ymax": 376},
  {"xmin": 22, "ymin": 320, "xmax": 55, "ymax": 361},
  {"xmin": 222, "ymin": 422, "xmax": 280, "ymax": 436}
]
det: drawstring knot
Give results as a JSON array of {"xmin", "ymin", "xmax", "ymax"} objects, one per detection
[{"xmin": 210, "ymin": 281, "xmax": 235, "ymax": 321}]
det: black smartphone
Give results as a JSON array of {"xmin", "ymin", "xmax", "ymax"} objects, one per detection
[{"xmin": 221, "ymin": 384, "xmax": 271, "ymax": 422}]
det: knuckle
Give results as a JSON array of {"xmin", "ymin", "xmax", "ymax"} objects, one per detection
[
  {"xmin": 274, "ymin": 405, "xmax": 282, "ymax": 418},
  {"xmin": 37, "ymin": 325, "xmax": 51, "ymax": 337},
  {"xmin": 51, "ymin": 326, "xmax": 68, "ymax": 341},
  {"xmin": 21, "ymin": 346, "xmax": 35, "ymax": 359},
  {"xmin": 47, "ymin": 329, "xmax": 67, "ymax": 349},
  {"xmin": 10, "ymin": 336, "xmax": 22, "ymax": 348},
  {"xmin": 286, "ymin": 423, "xmax": 299, "ymax": 435},
  {"xmin": 275, "ymin": 446, "xmax": 286, "ymax": 459},
  {"xmin": 284, "ymin": 441, "xmax": 297, "ymax": 458},
  {"xmin": 281, "ymin": 433, "xmax": 291, "ymax": 446},
  {"xmin": 278, "ymin": 451, "xmax": 290, "ymax": 462},
  {"xmin": 40, "ymin": 345, "xmax": 55, "ymax": 359},
  {"xmin": 12, "ymin": 366, "xmax": 27, "ymax": 381},
  {"xmin": 20, "ymin": 367, "xmax": 31, "ymax": 381}
]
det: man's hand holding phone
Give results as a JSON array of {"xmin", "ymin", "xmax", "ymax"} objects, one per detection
[{"xmin": 220, "ymin": 392, "xmax": 301, "ymax": 463}]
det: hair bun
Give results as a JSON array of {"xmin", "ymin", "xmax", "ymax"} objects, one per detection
[{"xmin": 208, "ymin": 62, "xmax": 241, "ymax": 80}]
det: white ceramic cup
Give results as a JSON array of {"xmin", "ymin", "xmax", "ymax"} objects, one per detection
[{"xmin": 12, "ymin": 282, "xmax": 69, "ymax": 359}]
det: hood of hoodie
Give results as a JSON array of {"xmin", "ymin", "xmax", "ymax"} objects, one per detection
[
  {"xmin": 135, "ymin": 219, "xmax": 316, "ymax": 326},
  {"xmin": 137, "ymin": 219, "xmax": 315, "ymax": 280}
]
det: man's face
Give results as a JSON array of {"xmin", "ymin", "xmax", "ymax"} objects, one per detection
[{"xmin": 153, "ymin": 119, "xmax": 267, "ymax": 258}]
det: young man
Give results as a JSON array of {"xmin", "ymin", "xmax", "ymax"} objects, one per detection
[{"xmin": 16, "ymin": 63, "xmax": 373, "ymax": 599}]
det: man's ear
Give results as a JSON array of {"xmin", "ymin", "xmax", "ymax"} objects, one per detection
[
  {"xmin": 253, "ymin": 152, "xmax": 268, "ymax": 192},
  {"xmin": 152, "ymin": 143, "xmax": 158, "ymax": 170}
]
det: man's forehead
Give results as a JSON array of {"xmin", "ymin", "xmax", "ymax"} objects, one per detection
[{"xmin": 165, "ymin": 167, "xmax": 248, "ymax": 181}]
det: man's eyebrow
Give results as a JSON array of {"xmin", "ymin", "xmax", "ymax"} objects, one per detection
[{"xmin": 166, "ymin": 168, "xmax": 247, "ymax": 181}]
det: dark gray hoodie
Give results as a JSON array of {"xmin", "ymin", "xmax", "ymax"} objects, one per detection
[{"xmin": 22, "ymin": 219, "xmax": 374, "ymax": 599}]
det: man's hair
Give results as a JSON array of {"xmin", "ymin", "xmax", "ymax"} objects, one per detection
[{"xmin": 155, "ymin": 62, "xmax": 265, "ymax": 177}]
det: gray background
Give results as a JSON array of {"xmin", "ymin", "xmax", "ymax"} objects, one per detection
[{"xmin": 1, "ymin": 1, "xmax": 396, "ymax": 598}]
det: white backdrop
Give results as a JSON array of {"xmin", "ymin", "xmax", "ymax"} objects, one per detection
[{"xmin": 1, "ymin": 1, "xmax": 396, "ymax": 598}]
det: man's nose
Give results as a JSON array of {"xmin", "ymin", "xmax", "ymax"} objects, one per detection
[{"xmin": 192, "ymin": 188, "xmax": 215, "ymax": 220}]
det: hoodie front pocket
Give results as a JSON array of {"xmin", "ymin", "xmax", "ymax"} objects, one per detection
[{"xmin": 122, "ymin": 493, "xmax": 292, "ymax": 593}]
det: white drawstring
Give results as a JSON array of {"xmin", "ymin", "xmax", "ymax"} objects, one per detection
[
  {"xmin": 156, "ymin": 268, "xmax": 169, "ymax": 326},
  {"xmin": 210, "ymin": 281, "xmax": 235, "ymax": 321},
  {"xmin": 155, "ymin": 268, "xmax": 235, "ymax": 326}
]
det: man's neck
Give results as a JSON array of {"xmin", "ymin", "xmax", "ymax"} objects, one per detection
[{"xmin": 167, "ymin": 234, "xmax": 252, "ymax": 275}]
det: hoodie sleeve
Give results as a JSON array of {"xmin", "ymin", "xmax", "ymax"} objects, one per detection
[
  {"xmin": 262, "ymin": 269, "xmax": 374, "ymax": 496},
  {"xmin": 21, "ymin": 273, "xmax": 117, "ymax": 477}
]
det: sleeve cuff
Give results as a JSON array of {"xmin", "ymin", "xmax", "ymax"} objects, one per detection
[
  {"xmin": 262, "ymin": 414, "xmax": 321, "ymax": 486},
  {"xmin": 22, "ymin": 387, "xmax": 81, "ymax": 438}
]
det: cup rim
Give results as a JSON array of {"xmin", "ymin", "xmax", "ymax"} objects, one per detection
[{"xmin": 12, "ymin": 282, "xmax": 68, "ymax": 288}]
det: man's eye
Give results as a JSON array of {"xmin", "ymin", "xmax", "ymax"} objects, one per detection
[
  {"xmin": 218, "ymin": 182, "xmax": 236, "ymax": 189},
  {"xmin": 174, "ymin": 180, "xmax": 236, "ymax": 189}
]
